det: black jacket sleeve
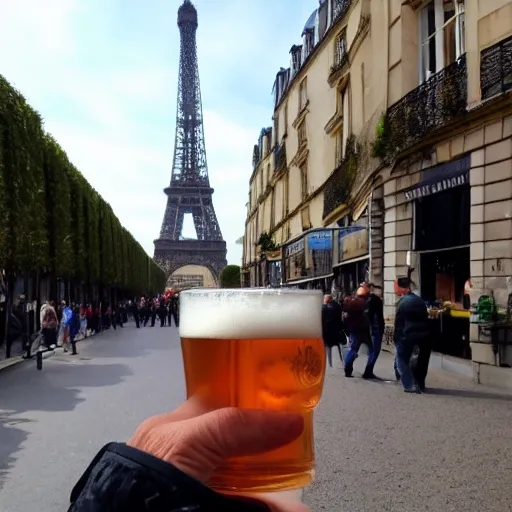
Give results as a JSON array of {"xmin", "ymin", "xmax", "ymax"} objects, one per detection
[{"xmin": 69, "ymin": 442, "xmax": 270, "ymax": 512}]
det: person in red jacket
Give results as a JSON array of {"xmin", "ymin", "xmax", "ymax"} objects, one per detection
[{"xmin": 342, "ymin": 285, "xmax": 371, "ymax": 378}]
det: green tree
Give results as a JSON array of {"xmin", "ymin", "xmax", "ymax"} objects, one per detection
[
  {"xmin": 42, "ymin": 135, "xmax": 74, "ymax": 278},
  {"xmin": 220, "ymin": 265, "xmax": 241, "ymax": 288},
  {"xmin": 0, "ymin": 76, "xmax": 49, "ymax": 272}
]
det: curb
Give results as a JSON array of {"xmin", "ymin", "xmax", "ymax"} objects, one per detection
[{"xmin": 0, "ymin": 355, "xmax": 27, "ymax": 372}]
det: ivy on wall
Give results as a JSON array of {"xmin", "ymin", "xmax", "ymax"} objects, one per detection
[{"xmin": 0, "ymin": 74, "xmax": 165, "ymax": 295}]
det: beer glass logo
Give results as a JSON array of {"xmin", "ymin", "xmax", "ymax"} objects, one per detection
[{"xmin": 290, "ymin": 345, "xmax": 323, "ymax": 389}]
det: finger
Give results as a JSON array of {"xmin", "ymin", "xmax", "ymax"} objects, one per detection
[
  {"xmin": 168, "ymin": 408, "xmax": 304, "ymax": 481},
  {"xmin": 132, "ymin": 397, "xmax": 214, "ymax": 436}
]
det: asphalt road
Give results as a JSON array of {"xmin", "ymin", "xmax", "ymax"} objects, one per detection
[{"xmin": 1, "ymin": 323, "xmax": 512, "ymax": 511}]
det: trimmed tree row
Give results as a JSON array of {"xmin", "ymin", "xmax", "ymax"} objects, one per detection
[{"xmin": 0, "ymin": 74, "xmax": 165, "ymax": 297}]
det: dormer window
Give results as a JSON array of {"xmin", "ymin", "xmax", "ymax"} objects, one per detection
[
  {"xmin": 302, "ymin": 29, "xmax": 315, "ymax": 61},
  {"xmin": 290, "ymin": 45, "xmax": 302, "ymax": 76}
]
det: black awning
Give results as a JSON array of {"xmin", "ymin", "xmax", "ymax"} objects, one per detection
[{"xmin": 404, "ymin": 155, "xmax": 470, "ymax": 201}]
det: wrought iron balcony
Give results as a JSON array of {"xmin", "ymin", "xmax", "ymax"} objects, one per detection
[
  {"xmin": 384, "ymin": 55, "xmax": 467, "ymax": 159},
  {"xmin": 332, "ymin": 0, "xmax": 351, "ymax": 23},
  {"xmin": 481, "ymin": 35, "xmax": 512, "ymax": 100},
  {"xmin": 274, "ymin": 142, "xmax": 287, "ymax": 173}
]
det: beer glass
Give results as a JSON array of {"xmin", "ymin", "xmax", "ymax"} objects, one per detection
[{"xmin": 179, "ymin": 288, "xmax": 325, "ymax": 496}]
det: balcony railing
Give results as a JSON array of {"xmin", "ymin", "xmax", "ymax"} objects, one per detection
[
  {"xmin": 384, "ymin": 55, "xmax": 467, "ymax": 159},
  {"xmin": 274, "ymin": 142, "xmax": 287, "ymax": 173},
  {"xmin": 481, "ymin": 35, "xmax": 512, "ymax": 100},
  {"xmin": 332, "ymin": 0, "xmax": 351, "ymax": 23}
]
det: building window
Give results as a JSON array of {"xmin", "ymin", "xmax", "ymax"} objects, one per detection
[
  {"xmin": 298, "ymin": 120, "xmax": 307, "ymax": 148},
  {"xmin": 300, "ymin": 163, "xmax": 308, "ymax": 201},
  {"xmin": 291, "ymin": 46, "xmax": 302, "ymax": 76},
  {"xmin": 299, "ymin": 78, "xmax": 308, "ymax": 110},
  {"xmin": 302, "ymin": 29, "xmax": 315, "ymax": 61},
  {"xmin": 335, "ymin": 31, "xmax": 346, "ymax": 68},
  {"xmin": 274, "ymin": 114, "xmax": 279, "ymax": 145},
  {"xmin": 419, "ymin": 0, "xmax": 465, "ymax": 83}
]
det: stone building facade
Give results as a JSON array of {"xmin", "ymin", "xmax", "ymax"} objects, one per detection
[{"xmin": 243, "ymin": 0, "xmax": 512, "ymax": 387}]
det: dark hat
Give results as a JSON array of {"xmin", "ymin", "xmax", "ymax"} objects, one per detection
[{"xmin": 397, "ymin": 276, "xmax": 411, "ymax": 289}]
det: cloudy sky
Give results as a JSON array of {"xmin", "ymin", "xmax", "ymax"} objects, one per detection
[{"xmin": 0, "ymin": 0, "xmax": 317, "ymax": 265}]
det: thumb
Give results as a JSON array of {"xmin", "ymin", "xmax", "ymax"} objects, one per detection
[{"xmin": 169, "ymin": 408, "xmax": 304, "ymax": 482}]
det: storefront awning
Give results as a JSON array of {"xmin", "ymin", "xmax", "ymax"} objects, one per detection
[
  {"xmin": 333, "ymin": 254, "xmax": 369, "ymax": 269},
  {"xmin": 403, "ymin": 155, "xmax": 470, "ymax": 202},
  {"xmin": 283, "ymin": 273, "xmax": 334, "ymax": 286}
]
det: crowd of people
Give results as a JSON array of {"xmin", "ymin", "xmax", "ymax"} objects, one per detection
[
  {"xmin": 35, "ymin": 292, "xmax": 180, "ymax": 356},
  {"xmin": 321, "ymin": 276, "xmax": 430, "ymax": 394}
]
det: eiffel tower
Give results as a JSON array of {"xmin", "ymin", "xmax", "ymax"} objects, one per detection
[{"xmin": 154, "ymin": 0, "xmax": 227, "ymax": 285}]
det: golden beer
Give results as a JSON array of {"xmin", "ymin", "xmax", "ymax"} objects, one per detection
[{"xmin": 179, "ymin": 289, "xmax": 325, "ymax": 493}]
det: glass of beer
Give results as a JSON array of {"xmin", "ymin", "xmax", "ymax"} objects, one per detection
[{"xmin": 179, "ymin": 288, "xmax": 325, "ymax": 498}]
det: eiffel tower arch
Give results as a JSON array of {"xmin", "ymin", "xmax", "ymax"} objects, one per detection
[{"xmin": 154, "ymin": 0, "xmax": 227, "ymax": 286}]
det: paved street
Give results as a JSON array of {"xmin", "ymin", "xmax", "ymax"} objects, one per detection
[{"xmin": 1, "ymin": 324, "xmax": 512, "ymax": 511}]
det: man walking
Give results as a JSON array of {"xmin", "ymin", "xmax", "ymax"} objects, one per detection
[
  {"xmin": 393, "ymin": 276, "xmax": 430, "ymax": 393},
  {"xmin": 321, "ymin": 295, "xmax": 344, "ymax": 367},
  {"xmin": 363, "ymin": 283, "xmax": 385, "ymax": 379},
  {"xmin": 343, "ymin": 286, "xmax": 372, "ymax": 378}
]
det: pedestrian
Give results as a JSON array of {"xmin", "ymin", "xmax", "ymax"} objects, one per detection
[
  {"xmin": 172, "ymin": 294, "xmax": 180, "ymax": 327},
  {"xmin": 58, "ymin": 301, "xmax": 72, "ymax": 347},
  {"xmin": 158, "ymin": 300, "xmax": 166, "ymax": 327},
  {"xmin": 150, "ymin": 303, "xmax": 157, "ymax": 327},
  {"xmin": 118, "ymin": 302, "xmax": 125, "ymax": 328},
  {"xmin": 393, "ymin": 276, "xmax": 430, "ymax": 393},
  {"xmin": 342, "ymin": 285, "xmax": 372, "ymax": 378},
  {"xmin": 65, "ymin": 305, "xmax": 80, "ymax": 355},
  {"xmin": 167, "ymin": 300, "xmax": 173, "ymax": 327},
  {"xmin": 321, "ymin": 294, "xmax": 344, "ymax": 367},
  {"xmin": 363, "ymin": 283, "xmax": 385, "ymax": 379},
  {"xmin": 132, "ymin": 301, "xmax": 140, "ymax": 328},
  {"xmin": 111, "ymin": 304, "xmax": 117, "ymax": 330},
  {"xmin": 41, "ymin": 300, "xmax": 58, "ymax": 349}
]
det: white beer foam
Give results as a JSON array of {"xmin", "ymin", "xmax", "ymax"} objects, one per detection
[{"xmin": 179, "ymin": 289, "xmax": 323, "ymax": 339}]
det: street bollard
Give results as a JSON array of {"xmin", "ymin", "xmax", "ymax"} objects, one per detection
[{"xmin": 36, "ymin": 350, "xmax": 43, "ymax": 370}]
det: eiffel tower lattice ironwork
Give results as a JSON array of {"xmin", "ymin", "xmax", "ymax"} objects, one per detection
[{"xmin": 154, "ymin": 0, "xmax": 226, "ymax": 284}]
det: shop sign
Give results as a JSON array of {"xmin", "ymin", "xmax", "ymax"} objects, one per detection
[
  {"xmin": 404, "ymin": 171, "xmax": 469, "ymax": 201},
  {"xmin": 285, "ymin": 238, "xmax": 305, "ymax": 257},
  {"xmin": 307, "ymin": 230, "xmax": 332, "ymax": 251},
  {"xmin": 403, "ymin": 155, "xmax": 470, "ymax": 202},
  {"xmin": 307, "ymin": 231, "xmax": 332, "ymax": 277},
  {"xmin": 285, "ymin": 238, "xmax": 306, "ymax": 281},
  {"xmin": 339, "ymin": 226, "xmax": 368, "ymax": 263}
]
